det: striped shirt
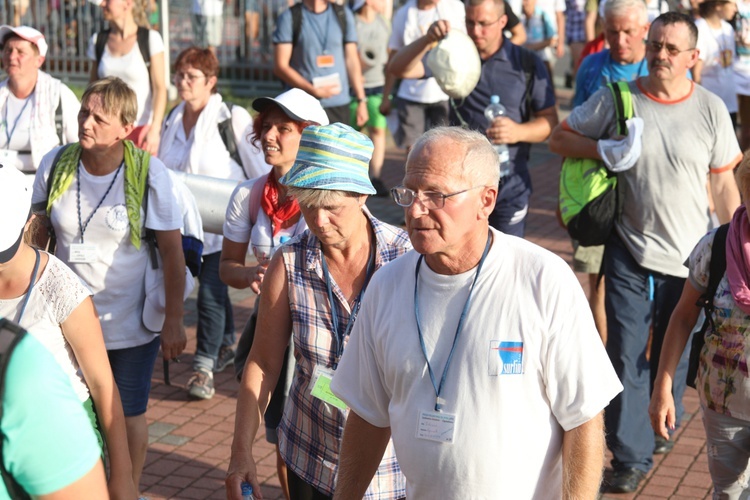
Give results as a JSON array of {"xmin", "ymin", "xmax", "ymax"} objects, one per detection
[{"xmin": 277, "ymin": 207, "xmax": 410, "ymax": 498}]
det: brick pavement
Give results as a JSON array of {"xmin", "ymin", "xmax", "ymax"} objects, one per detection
[{"xmin": 139, "ymin": 133, "xmax": 714, "ymax": 499}]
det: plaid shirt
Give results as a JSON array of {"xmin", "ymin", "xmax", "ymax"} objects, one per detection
[{"xmin": 277, "ymin": 207, "xmax": 410, "ymax": 498}]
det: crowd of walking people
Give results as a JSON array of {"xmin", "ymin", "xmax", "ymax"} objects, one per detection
[{"xmin": 1, "ymin": 0, "xmax": 750, "ymax": 496}]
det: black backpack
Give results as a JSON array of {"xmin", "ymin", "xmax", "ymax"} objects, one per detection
[
  {"xmin": 0, "ymin": 319, "xmax": 31, "ymax": 500},
  {"xmin": 94, "ymin": 26, "xmax": 151, "ymax": 74},
  {"xmin": 290, "ymin": 2, "xmax": 348, "ymax": 48},
  {"xmin": 686, "ymin": 223, "xmax": 729, "ymax": 389}
]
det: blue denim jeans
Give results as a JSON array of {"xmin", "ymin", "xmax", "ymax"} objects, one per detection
[
  {"xmin": 489, "ymin": 172, "xmax": 531, "ymax": 238},
  {"xmin": 193, "ymin": 251, "xmax": 235, "ymax": 371},
  {"xmin": 603, "ymin": 234, "xmax": 690, "ymax": 473},
  {"xmin": 702, "ymin": 405, "xmax": 750, "ymax": 499}
]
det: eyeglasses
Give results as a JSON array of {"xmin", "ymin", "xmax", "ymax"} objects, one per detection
[
  {"xmin": 645, "ymin": 41, "xmax": 695, "ymax": 57},
  {"xmin": 465, "ymin": 16, "xmax": 503, "ymax": 30},
  {"xmin": 391, "ymin": 185, "xmax": 486, "ymax": 210},
  {"xmin": 173, "ymin": 71, "xmax": 207, "ymax": 84}
]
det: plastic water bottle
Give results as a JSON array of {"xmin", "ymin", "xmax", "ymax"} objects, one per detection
[
  {"xmin": 241, "ymin": 482, "xmax": 255, "ymax": 500},
  {"xmin": 484, "ymin": 95, "xmax": 511, "ymax": 177}
]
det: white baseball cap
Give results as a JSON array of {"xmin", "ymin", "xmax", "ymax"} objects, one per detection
[
  {"xmin": 142, "ymin": 261, "xmax": 195, "ymax": 333},
  {"xmin": 252, "ymin": 88, "xmax": 329, "ymax": 126},
  {"xmin": 0, "ymin": 25, "xmax": 48, "ymax": 58},
  {"xmin": 0, "ymin": 164, "xmax": 32, "ymax": 263}
]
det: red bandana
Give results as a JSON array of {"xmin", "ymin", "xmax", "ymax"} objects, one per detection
[{"xmin": 261, "ymin": 174, "xmax": 301, "ymax": 235}]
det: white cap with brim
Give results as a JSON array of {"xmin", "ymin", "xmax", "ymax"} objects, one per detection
[
  {"xmin": 0, "ymin": 25, "xmax": 47, "ymax": 57},
  {"xmin": 0, "ymin": 164, "xmax": 32, "ymax": 263},
  {"xmin": 252, "ymin": 88, "xmax": 330, "ymax": 126},
  {"xmin": 142, "ymin": 263, "xmax": 195, "ymax": 333}
]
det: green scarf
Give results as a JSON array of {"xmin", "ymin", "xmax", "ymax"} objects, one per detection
[{"xmin": 47, "ymin": 140, "xmax": 150, "ymax": 250}]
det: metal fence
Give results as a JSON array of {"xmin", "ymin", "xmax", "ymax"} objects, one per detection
[{"xmin": 1, "ymin": 0, "xmax": 288, "ymax": 95}]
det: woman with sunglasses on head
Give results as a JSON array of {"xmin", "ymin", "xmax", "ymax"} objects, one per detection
[
  {"xmin": 88, "ymin": 0, "xmax": 166, "ymax": 155},
  {"xmin": 159, "ymin": 47, "xmax": 267, "ymax": 402},
  {"xmin": 225, "ymin": 123, "xmax": 410, "ymax": 500}
]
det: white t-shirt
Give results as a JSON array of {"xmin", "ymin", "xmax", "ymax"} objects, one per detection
[
  {"xmin": 0, "ymin": 77, "xmax": 80, "ymax": 172},
  {"xmin": 696, "ymin": 18, "xmax": 738, "ymax": 113},
  {"xmin": 223, "ymin": 176, "xmax": 308, "ymax": 261},
  {"xmin": 332, "ymin": 229, "xmax": 623, "ymax": 499},
  {"xmin": 159, "ymin": 97, "xmax": 269, "ymax": 254},
  {"xmin": 389, "ymin": 0, "xmax": 466, "ymax": 103},
  {"xmin": 32, "ymin": 148, "xmax": 182, "ymax": 350},
  {"xmin": 87, "ymin": 30, "xmax": 165, "ymax": 126},
  {"xmin": 0, "ymin": 253, "xmax": 93, "ymax": 402}
]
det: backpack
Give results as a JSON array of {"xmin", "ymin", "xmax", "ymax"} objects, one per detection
[
  {"xmin": 558, "ymin": 81, "xmax": 632, "ymax": 247},
  {"xmin": 94, "ymin": 26, "xmax": 151, "ymax": 75},
  {"xmin": 686, "ymin": 223, "xmax": 729, "ymax": 389},
  {"xmin": 0, "ymin": 319, "xmax": 31, "ymax": 500},
  {"xmin": 164, "ymin": 102, "xmax": 247, "ymax": 179},
  {"xmin": 44, "ymin": 145, "xmax": 203, "ymax": 277},
  {"xmin": 290, "ymin": 2, "xmax": 348, "ymax": 48}
]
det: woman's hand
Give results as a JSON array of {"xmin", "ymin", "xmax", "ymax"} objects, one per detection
[
  {"xmin": 648, "ymin": 378, "xmax": 676, "ymax": 441},
  {"xmin": 249, "ymin": 264, "xmax": 268, "ymax": 294},
  {"xmin": 226, "ymin": 454, "xmax": 263, "ymax": 500},
  {"xmin": 142, "ymin": 126, "xmax": 161, "ymax": 156}
]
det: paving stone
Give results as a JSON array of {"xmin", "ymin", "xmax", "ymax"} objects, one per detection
[
  {"xmin": 158, "ymin": 434, "xmax": 191, "ymax": 446},
  {"xmin": 148, "ymin": 421, "xmax": 178, "ymax": 438}
]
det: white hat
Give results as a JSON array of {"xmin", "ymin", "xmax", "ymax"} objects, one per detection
[
  {"xmin": 426, "ymin": 30, "xmax": 481, "ymax": 99},
  {"xmin": 0, "ymin": 25, "xmax": 48, "ymax": 57},
  {"xmin": 0, "ymin": 164, "xmax": 31, "ymax": 263},
  {"xmin": 252, "ymin": 88, "xmax": 330, "ymax": 126},
  {"xmin": 142, "ymin": 260, "xmax": 195, "ymax": 333}
]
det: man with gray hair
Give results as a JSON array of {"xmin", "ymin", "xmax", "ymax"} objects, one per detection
[
  {"xmin": 330, "ymin": 127, "xmax": 622, "ymax": 498},
  {"xmin": 573, "ymin": 0, "xmax": 650, "ymax": 107},
  {"xmin": 568, "ymin": 0, "xmax": 650, "ymax": 358},
  {"xmin": 551, "ymin": 11, "xmax": 741, "ymax": 493}
]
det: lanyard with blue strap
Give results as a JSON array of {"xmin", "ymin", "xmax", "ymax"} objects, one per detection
[
  {"xmin": 17, "ymin": 248, "xmax": 40, "ymax": 324},
  {"xmin": 4, "ymin": 96, "xmax": 32, "ymax": 147},
  {"xmin": 414, "ymin": 231, "xmax": 492, "ymax": 412},
  {"xmin": 320, "ymin": 238, "xmax": 376, "ymax": 369},
  {"xmin": 307, "ymin": 7, "xmax": 331, "ymax": 53}
]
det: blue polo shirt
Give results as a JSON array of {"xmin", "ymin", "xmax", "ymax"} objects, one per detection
[
  {"xmin": 449, "ymin": 41, "xmax": 556, "ymax": 185},
  {"xmin": 273, "ymin": 5, "xmax": 358, "ymax": 108},
  {"xmin": 573, "ymin": 50, "xmax": 649, "ymax": 107}
]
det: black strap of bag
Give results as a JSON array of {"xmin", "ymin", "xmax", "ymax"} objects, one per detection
[
  {"xmin": 687, "ymin": 223, "xmax": 729, "ymax": 389},
  {"xmin": 0, "ymin": 319, "xmax": 31, "ymax": 500}
]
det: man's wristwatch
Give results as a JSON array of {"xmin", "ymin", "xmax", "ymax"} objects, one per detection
[{"xmin": 358, "ymin": 97, "xmax": 367, "ymax": 103}]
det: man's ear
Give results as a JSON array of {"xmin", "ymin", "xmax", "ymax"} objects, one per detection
[{"xmin": 479, "ymin": 185, "xmax": 497, "ymax": 220}]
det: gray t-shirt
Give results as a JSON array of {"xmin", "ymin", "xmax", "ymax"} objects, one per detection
[
  {"xmin": 355, "ymin": 14, "xmax": 389, "ymax": 89},
  {"xmin": 566, "ymin": 80, "xmax": 741, "ymax": 277}
]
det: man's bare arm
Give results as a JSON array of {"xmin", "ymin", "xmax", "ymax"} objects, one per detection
[
  {"xmin": 562, "ymin": 412, "xmax": 606, "ymax": 500},
  {"xmin": 333, "ymin": 412, "xmax": 391, "ymax": 500},
  {"xmin": 710, "ymin": 158, "xmax": 742, "ymax": 224}
]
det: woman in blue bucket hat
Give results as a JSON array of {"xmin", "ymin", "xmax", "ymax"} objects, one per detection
[{"xmin": 227, "ymin": 123, "xmax": 410, "ymax": 500}]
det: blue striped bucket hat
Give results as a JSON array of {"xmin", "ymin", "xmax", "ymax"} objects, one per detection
[{"xmin": 280, "ymin": 123, "xmax": 376, "ymax": 195}]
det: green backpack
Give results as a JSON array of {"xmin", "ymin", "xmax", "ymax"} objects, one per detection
[{"xmin": 559, "ymin": 81, "xmax": 633, "ymax": 247}]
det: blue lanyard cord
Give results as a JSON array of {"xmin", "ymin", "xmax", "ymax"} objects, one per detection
[
  {"xmin": 17, "ymin": 248, "xmax": 40, "ymax": 324},
  {"xmin": 321, "ymin": 238, "xmax": 376, "ymax": 369},
  {"xmin": 76, "ymin": 162, "xmax": 123, "ymax": 243},
  {"xmin": 415, "ymin": 232, "xmax": 492, "ymax": 412},
  {"xmin": 307, "ymin": 7, "xmax": 331, "ymax": 53},
  {"xmin": 4, "ymin": 96, "xmax": 32, "ymax": 147}
]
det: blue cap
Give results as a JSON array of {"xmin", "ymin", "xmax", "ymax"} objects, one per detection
[{"xmin": 280, "ymin": 123, "xmax": 376, "ymax": 195}]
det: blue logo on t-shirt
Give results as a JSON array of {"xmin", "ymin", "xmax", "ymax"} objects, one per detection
[{"xmin": 498, "ymin": 341, "xmax": 523, "ymax": 375}]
